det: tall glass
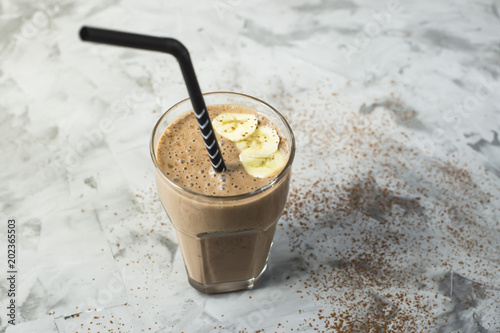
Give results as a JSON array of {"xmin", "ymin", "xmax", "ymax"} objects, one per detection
[{"xmin": 150, "ymin": 92, "xmax": 295, "ymax": 294}]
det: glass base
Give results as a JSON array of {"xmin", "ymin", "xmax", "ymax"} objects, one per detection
[{"xmin": 188, "ymin": 263, "xmax": 268, "ymax": 294}]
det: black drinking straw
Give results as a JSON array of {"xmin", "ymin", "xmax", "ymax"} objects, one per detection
[{"xmin": 79, "ymin": 26, "xmax": 226, "ymax": 172}]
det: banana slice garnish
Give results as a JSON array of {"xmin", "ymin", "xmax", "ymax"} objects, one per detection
[
  {"xmin": 212, "ymin": 113, "xmax": 258, "ymax": 142},
  {"xmin": 235, "ymin": 126, "xmax": 279, "ymax": 157},
  {"xmin": 212, "ymin": 112, "xmax": 287, "ymax": 178},
  {"xmin": 239, "ymin": 150, "xmax": 287, "ymax": 179}
]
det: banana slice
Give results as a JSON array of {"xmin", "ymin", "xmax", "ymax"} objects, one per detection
[
  {"xmin": 235, "ymin": 126, "xmax": 279, "ymax": 157},
  {"xmin": 239, "ymin": 150, "xmax": 287, "ymax": 178},
  {"xmin": 212, "ymin": 113, "xmax": 258, "ymax": 142}
]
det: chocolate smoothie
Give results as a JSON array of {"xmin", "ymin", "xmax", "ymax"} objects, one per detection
[{"xmin": 151, "ymin": 92, "xmax": 295, "ymax": 293}]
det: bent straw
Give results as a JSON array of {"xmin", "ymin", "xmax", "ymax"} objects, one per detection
[{"xmin": 79, "ymin": 26, "xmax": 226, "ymax": 172}]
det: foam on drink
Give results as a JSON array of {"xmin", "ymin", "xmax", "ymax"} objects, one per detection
[{"xmin": 156, "ymin": 104, "xmax": 289, "ymax": 196}]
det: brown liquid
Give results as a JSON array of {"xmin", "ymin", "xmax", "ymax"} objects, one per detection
[{"xmin": 154, "ymin": 104, "xmax": 292, "ymax": 292}]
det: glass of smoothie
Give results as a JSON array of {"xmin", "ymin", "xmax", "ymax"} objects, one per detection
[{"xmin": 150, "ymin": 92, "xmax": 295, "ymax": 294}]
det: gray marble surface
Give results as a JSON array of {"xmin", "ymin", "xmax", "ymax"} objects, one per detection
[{"xmin": 1, "ymin": 0, "xmax": 499, "ymax": 332}]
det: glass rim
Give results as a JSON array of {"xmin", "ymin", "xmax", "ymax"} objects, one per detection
[{"xmin": 150, "ymin": 91, "xmax": 296, "ymax": 201}]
